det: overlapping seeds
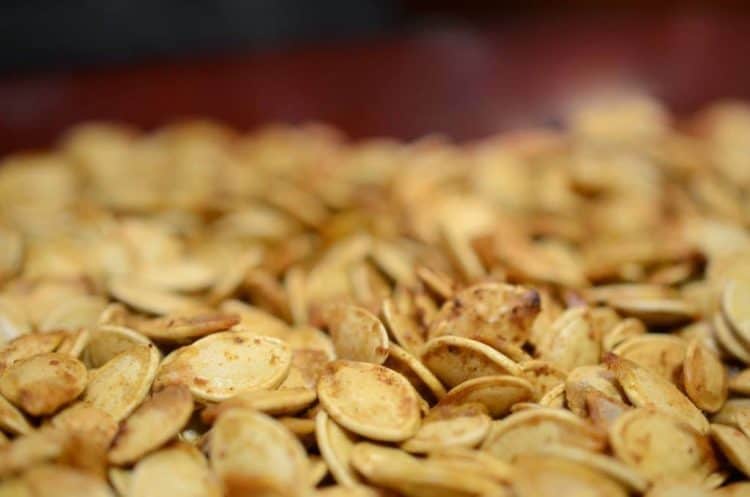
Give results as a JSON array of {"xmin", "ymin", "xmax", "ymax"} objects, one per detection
[{"xmin": 1, "ymin": 97, "xmax": 750, "ymax": 495}]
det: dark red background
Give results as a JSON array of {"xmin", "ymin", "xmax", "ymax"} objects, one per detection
[{"xmin": 1, "ymin": 12, "xmax": 749, "ymax": 154}]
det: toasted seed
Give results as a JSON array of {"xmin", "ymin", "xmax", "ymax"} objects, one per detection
[
  {"xmin": 317, "ymin": 360, "xmax": 421, "ymax": 442},
  {"xmin": 602, "ymin": 318, "xmax": 646, "ymax": 352},
  {"xmin": 539, "ymin": 383, "xmax": 566, "ymax": 407},
  {"xmin": 381, "ymin": 296, "xmax": 426, "ymax": 356},
  {"xmin": 512, "ymin": 453, "xmax": 628, "ymax": 497},
  {"xmin": 108, "ymin": 385, "xmax": 193, "ymax": 465},
  {"xmin": 0, "ymin": 352, "xmax": 87, "ymax": 416},
  {"xmin": 130, "ymin": 444, "xmax": 221, "ymax": 497},
  {"xmin": 154, "ymin": 331, "xmax": 291, "ymax": 402},
  {"xmin": 585, "ymin": 390, "xmax": 630, "ymax": 431},
  {"xmin": 439, "ymin": 375, "xmax": 535, "ymax": 418},
  {"xmin": 536, "ymin": 307, "xmax": 601, "ymax": 372},
  {"xmin": 520, "ymin": 360, "xmax": 567, "ymax": 396},
  {"xmin": 421, "ymin": 336, "xmax": 522, "ymax": 388},
  {"xmin": 38, "ymin": 295, "xmax": 108, "ymax": 333},
  {"xmin": 481, "ymin": 407, "xmax": 607, "ymax": 462},
  {"xmin": 351, "ymin": 442, "xmax": 503, "ymax": 496},
  {"xmin": 285, "ymin": 350, "xmax": 328, "ymax": 390},
  {"xmin": 221, "ymin": 299, "xmax": 290, "ymax": 334},
  {"xmin": 284, "ymin": 326, "xmax": 336, "ymax": 359},
  {"xmin": 108, "ymin": 276, "xmax": 201, "ymax": 316},
  {"xmin": 84, "ymin": 344, "xmax": 160, "ymax": 421},
  {"xmin": 565, "ymin": 365, "xmax": 623, "ymax": 417},
  {"xmin": 383, "ymin": 343, "xmax": 446, "ymax": 402},
  {"xmin": 684, "ymin": 338, "xmax": 728, "ymax": 413},
  {"xmin": 710, "ymin": 424, "xmax": 750, "ymax": 478},
  {"xmin": 712, "ymin": 399, "xmax": 750, "ymax": 436},
  {"xmin": 280, "ymin": 416, "xmax": 316, "ymax": 438},
  {"xmin": 610, "ymin": 408, "xmax": 717, "ymax": 483},
  {"xmin": 612, "ymin": 334, "xmax": 687, "ymax": 384},
  {"xmin": 130, "ymin": 312, "xmax": 240, "ymax": 343},
  {"xmin": 428, "ymin": 283, "xmax": 540, "ymax": 349},
  {"xmin": 51, "ymin": 401, "xmax": 119, "ymax": 474},
  {"xmin": 610, "ymin": 297, "xmax": 696, "ymax": 326},
  {"xmin": 605, "ymin": 353, "xmax": 709, "ymax": 433},
  {"xmin": 22, "ymin": 464, "xmax": 114, "ymax": 497},
  {"xmin": 427, "ymin": 446, "xmax": 513, "ymax": 482},
  {"xmin": 55, "ymin": 328, "xmax": 90, "ymax": 358},
  {"xmin": 315, "ymin": 410, "xmax": 360, "ymax": 487},
  {"xmin": 202, "ymin": 387, "xmax": 316, "ymax": 423},
  {"xmin": 534, "ymin": 445, "xmax": 648, "ymax": 493},
  {"xmin": 401, "ymin": 402, "xmax": 491, "ymax": 453},
  {"xmin": 84, "ymin": 325, "xmax": 156, "ymax": 368},
  {"xmin": 0, "ymin": 332, "xmax": 67, "ymax": 375},
  {"xmin": 323, "ymin": 304, "xmax": 389, "ymax": 365},
  {"xmin": 211, "ymin": 408, "xmax": 309, "ymax": 497}
]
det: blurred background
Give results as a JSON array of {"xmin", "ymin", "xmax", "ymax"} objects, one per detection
[{"xmin": 1, "ymin": 1, "xmax": 750, "ymax": 152}]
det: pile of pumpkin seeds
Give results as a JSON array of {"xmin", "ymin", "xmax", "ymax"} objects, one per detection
[{"xmin": 3, "ymin": 96, "xmax": 750, "ymax": 496}]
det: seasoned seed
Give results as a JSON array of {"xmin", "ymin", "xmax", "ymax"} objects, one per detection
[
  {"xmin": 0, "ymin": 353, "xmax": 87, "ymax": 416},
  {"xmin": 317, "ymin": 360, "xmax": 421, "ymax": 442},
  {"xmin": 153, "ymin": 332, "xmax": 291, "ymax": 402}
]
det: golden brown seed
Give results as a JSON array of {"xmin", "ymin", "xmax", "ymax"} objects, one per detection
[
  {"xmin": 130, "ymin": 443, "xmax": 221, "ymax": 497},
  {"xmin": 438, "ymin": 375, "xmax": 535, "ymax": 418},
  {"xmin": 710, "ymin": 424, "xmax": 750, "ymax": 478},
  {"xmin": 612, "ymin": 334, "xmax": 687, "ymax": 384},
  {"xmin": 0, "ymin": 332, "xmax": 67, "ymax": 375},
  {"xmin": 481, "ymin": 407, "xmax": 607, "ymax": 462},
  {"xmin": 610, "ymin": 408, "xmax": 717, "ymax": 483},
  {"xmin": 323, "ymin": 304, "xmax": 389, "ymax": 365},
  {"xmin": 605, "ymin": 354, "xmax": 709, "ymax": 434},
  {"xmin": 108, "ymin": 385, "xmax": 194, "ymax": 465},
  {"xmin": 315, "ymin": 410, "xmax": 360, "ymax": 487},
  {"xmin": 383, "ymin": 343, "xmax": 446, "ymax": 403},
  {"xmin": 317, "ymin": 360, "xmax": 421, "ymax": 442},
  {"xmin": 401, "ymin": 402, "xmax": 491, "ymax": 453},
  {"xmin": 683, "ymin": 338, "xmax": 728, "ymax": 413},
  {"xmin": 84, "ymin": 344, "xmax": 160, "ymax": 421},
  {"xmin": 420, "ymin": 335, "xmax": 522, "ymax": 388},
  {"xmin": 0, "ymin": 352, "xmax": 87, "ymax": 416},
  {"xmin": 153, "ymin": 332, "xmax": 291, "ymax": 402},
  {"xmin": 211, "ymin": 408, "xmax": 309, "ymax": 497},
  {"xmin": 512, "ymin": 453, "xmax": 628, "ymax": 497},
  {"xmin": 201, "ymin": 387, "xmax": 316, "ymax": 423},
  {"xmin": 428, "ymin": 283, "xmax": 540, "ymax": 349},
  {"xmin": 129, "ymin": 312, "xmax": 240, "ymax": 343}
]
